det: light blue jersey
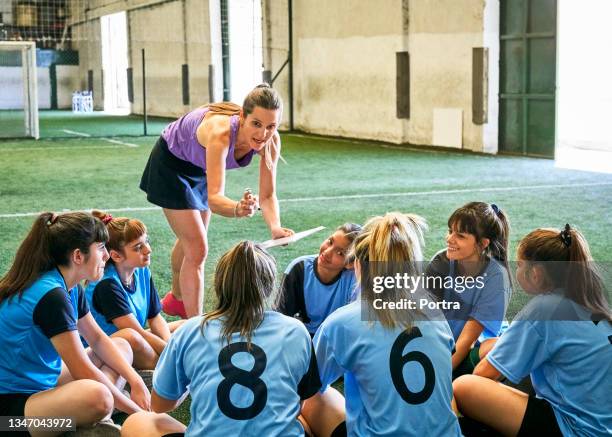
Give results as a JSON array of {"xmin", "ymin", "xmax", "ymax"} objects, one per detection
[
  {"xmin": 488, "ymin": 290, "xmax": 612, "ymax": 436},
  {"xmin": 314, "ymin": 301, "xmax": 461, "ymax": 436},
  {"xmin": 433, "ymin": 251, "xmax": 512, "ymax": 341},
  {"xmin": 153, "ymin": 311, "xmax": 320, "ymax": 437},
  {"xmin": 280, "ymin": 255, "xmax": 357, "ymax": 334}
]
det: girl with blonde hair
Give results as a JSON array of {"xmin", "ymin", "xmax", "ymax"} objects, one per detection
[{"xmin": 303, "ymin": 212, "xmax": 461, "ymax": 437}]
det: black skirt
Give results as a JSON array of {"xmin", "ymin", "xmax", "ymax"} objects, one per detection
[{"xmin": 140, "ymin": 136, "xmax": 209, "ymax": 210}]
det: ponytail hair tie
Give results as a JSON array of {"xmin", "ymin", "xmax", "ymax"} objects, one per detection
[
  {"xmin": 46, "ymin": 213, "xmax": 58, "ymax": 227},
  {"xmin": 490, "ymin": 203, "xmax": 500, "ymax": 216},
  {"xmin": 559, "ymin": 223, "xmax": 572, "ymax": 247},
  {"xmin": 102, "ymin": 214, "xmax": 113, "ymax": 225}
]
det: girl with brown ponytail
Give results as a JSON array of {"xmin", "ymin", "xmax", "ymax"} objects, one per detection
[
  {"xmin": 454, "ymin": 225, "xmax": 612, "ymax": 436},
  {"xmin": 121, "ymin": 241, "xmax": 321, "ymax": 437},
  {"xmin": 0, "ymin": 212, "xmax": 151, "ymax": 431},
  {"xmin": 140, "ymin": 83, "xmax": 294, "ymax": 319}
]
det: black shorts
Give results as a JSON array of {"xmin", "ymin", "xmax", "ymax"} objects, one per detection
[
  {"xmin": 304, "ymin": 421, "xmax": 346, "ymax": 437},
  {"xmin": 331, "ymin": 421, "xmax": 347, "ymax": 437},
  {"xmin": 0, "ymin": 393, "xmax": 36, "ymax": 436},
  {"xmin": 458, "ymin": 396, "xmax": 562, "ymax": 437},
  {"xmin": 0, "ymin": 392, "xmax": 33, "ymax": 416},
  {"xmin": 140, "ymin": 136, "xmax": 209, "ymax": 210},
  {"xmin": 518, "ymin": 396, "xmax": 562, "ymax": 436}
]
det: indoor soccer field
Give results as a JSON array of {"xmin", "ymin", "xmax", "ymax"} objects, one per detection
[
  {"xmin": 1, "ymin": 116, "xmax": 611, "ymax": 318},
  {"xmin": 2, "ymin": 0, "xmax": 612, "ymax": 433}
]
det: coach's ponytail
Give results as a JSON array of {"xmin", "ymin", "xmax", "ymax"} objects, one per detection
[
  {"xmin": 0, "ymin": 212, "xmax": 108, "ymax": 303},
  {"xmin": 352, "ymin": 212, "xmax": 428, "ymax": 330},
  {"xmin": 201, "ymin": 241, "xmax": 277, "ymax": 347},
  {"xmin": 518, "ymin": 226, "xmax": 610, "ymax": 322},
  {"xmin": 205, "ymin": 102, "xmax": 242, "ymax": 116}
]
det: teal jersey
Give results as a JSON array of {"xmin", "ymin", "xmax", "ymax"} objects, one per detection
[
  {"xmin": 314, "ymin": 301, "xmax": 461, "ymax": 436},
  {"xmin": 488, "ymin": 291, "xmax": 612, "ymax": 436},
  {"xmin": 85, "ymin": 265, "xmax": 160, "ymax": 337},
  {"xmin": 0, "ymin": 269, "xmax": 87, "ymax": 393},
  {"xmin": 153, "ymin": 311, "xmax": 321, "ymax": 437}
]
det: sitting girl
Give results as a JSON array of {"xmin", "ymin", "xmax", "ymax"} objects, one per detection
[
  {"xmin": 426, "ymin": 202, "xmax": 512, "ymax": 378},
  {"xmin": 85, "ymin": 211, "xmax": 183, "ymax": 370},
  {"xmin": 121, "ymin": 241, "xmax": 321, "ymax": 437},
  {"xmin": 303, "ymin": 213, "xmax": 461, "ymax": 437},
  {"xmin": 453, "ymin": 225, "xmax": 612, "ymax": 436},
  {"xmin": 0, "ymin": 212, "xmax": 150, "ymax": 433},
  {"xmin": 277, "ymin": 223, "xmax": 362, "ymax": 335}
]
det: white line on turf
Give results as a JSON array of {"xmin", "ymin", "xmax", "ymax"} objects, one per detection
[
  {"xmin": 62, "ymin": 129, "xmax": 139, "ymax": 147},
  {"xmin": 1, "ymin": 181, "xmax": 611, "ymax": 219},
  {"xmin": 103, "ymin": 138, "xmax": 139, "ymax": 147},
  {"xmin": 0, "ymin": 146, "xmax": 126, "ymax": 152},
  {"xmin": 62, "ymin": 129, "xmax": 91, "ymax": 137}
]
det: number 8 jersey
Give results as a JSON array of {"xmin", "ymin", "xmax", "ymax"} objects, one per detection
[
  {"xmin": 314, "ymin": 301, "xmax": 461, "ymax": 436},
  {"xmin": 153, "ymin": 311, "xmax": 321, "ymax": 436}
]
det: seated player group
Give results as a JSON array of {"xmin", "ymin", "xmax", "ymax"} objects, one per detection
[{"xmin": 0, "ymin": 199, "xmax": 610, "ymax": 437}]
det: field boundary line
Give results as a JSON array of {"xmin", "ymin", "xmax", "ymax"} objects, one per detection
[
  {"xmin": 63, "ymin": 129, "xmax": 139, "ymax": 147},
  {"xmin": 2, "ymin": 181, "xmax": 611, "ymax": 219},
  {"xmin": 62, "ymin": 129, "xmax": 90, "ymax": 137},
  {"xmin": 0, "ymin": 145, "xmax": 126, "ymax": 152}
]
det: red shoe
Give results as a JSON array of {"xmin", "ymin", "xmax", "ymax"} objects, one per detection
[{"xmin": 162, "ymin": 293, "xmax": 188, "ymax": 319}]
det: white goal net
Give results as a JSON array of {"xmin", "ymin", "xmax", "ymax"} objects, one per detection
[{"xmin": 0, "ymin": 41, "xmax": 39, "ymax": 139}]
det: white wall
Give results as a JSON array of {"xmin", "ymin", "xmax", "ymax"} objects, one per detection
[
  {"xmin": 263, "ymin": 0, "xmax": 493, "ymax": 150},
  {"xmin": 69, "ymin": 0, "xmax": 214, "ymax": 117}
]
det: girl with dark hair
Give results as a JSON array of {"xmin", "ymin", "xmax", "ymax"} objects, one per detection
[
  {"xmin": 454, "ymin": 225, "xmax": 612, "ymax": 436},
  {"xmin": 121, "ymin": 241, "xmax": 321, "ymax": 437},
  {"xmin": 277, "ymin": 223, "xmax": 362, "ymax": 336},
  {"xmin": 85, "ymin": 211, "xmax": 184, "ymax": 370},
  {"xmin": 302, "ymin": 213, "xmax": 461, "ymax": 437},
  {"xmin": 140, "ymin": 84, "xmax": 294, "ymax": 319},
  {"xmin": 426, "ymin": 202, "xmax": 512, "ymax": 378},
  {"xmin": 0, "ymin": 212, "xmax": 150, "ymax": 433}
]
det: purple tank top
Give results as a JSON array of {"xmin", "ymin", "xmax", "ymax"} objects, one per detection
[{"xmin": 162, "ymin": 107, "xmax": 255, "ymax": 171}]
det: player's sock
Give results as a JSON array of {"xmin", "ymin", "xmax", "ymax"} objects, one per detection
[{"xmin": 162, "ymin": 292, "xmax": 188, "ymax": 319}]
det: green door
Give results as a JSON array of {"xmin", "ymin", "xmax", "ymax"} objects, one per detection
[{"xmin": 499, "ymin": 0, "xmax": 557, "ymax": 157}]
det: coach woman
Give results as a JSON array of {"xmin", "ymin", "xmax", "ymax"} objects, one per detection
[{"xmin": 140, "ymin": 84, "xmax": 293, "ymax": 318}]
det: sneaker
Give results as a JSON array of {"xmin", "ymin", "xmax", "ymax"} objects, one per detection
[{"xmin": 161, "ymin": 292, "xmax": 187, "ymax": 319}]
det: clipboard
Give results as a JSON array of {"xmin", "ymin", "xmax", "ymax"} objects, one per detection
[{"xmin": 260, "ymin": 226, "xmax": 326, "ymax": 249}]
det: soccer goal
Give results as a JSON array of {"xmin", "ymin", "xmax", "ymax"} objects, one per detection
[{"xmin": 0, "ymin": 41, "xmax": 39, "ymax": 139}]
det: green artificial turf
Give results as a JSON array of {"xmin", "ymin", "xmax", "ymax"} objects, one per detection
[
  {"xmin": 0, "ymin": 109, "xmax": 172, "ymax": 139},
  {"xmin": 1, "ymin": 131, "xmax": 611, "ymax": 424}
]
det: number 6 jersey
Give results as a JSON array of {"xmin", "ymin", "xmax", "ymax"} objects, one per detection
[
  {"xmin": 314, "ymin": 301, "xmax": 461, "ymax": 436},
  {"xmin": 153, "ymin": 311, "xmax": 321, "ymax": 436}
]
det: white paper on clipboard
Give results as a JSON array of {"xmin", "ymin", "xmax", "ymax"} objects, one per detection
[{"xmin": 260, "ymin": 226, "xmax": 326, "ymax": 249}]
